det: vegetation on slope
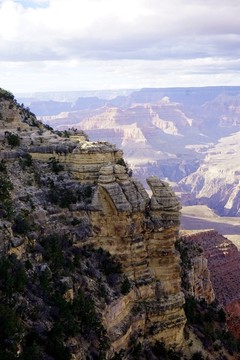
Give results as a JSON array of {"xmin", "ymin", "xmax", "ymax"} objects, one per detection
[
  {"xmin": 176, "ymin": 238, "xmax": 240, "ymax": 360},
  {"xmin": 1, "ymin": 89, "xmax": 240, "ymax": 360}
]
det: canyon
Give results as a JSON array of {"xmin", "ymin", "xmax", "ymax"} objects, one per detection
[
  {"xmin": 1, "ymin": 88, "xmax": 240, "ymax": 359},
  {"xmin": 19, "ymin": 86, "xmax": 240, "ymax": 218},
  {"xmin": 0, "ymin": 90, "xmax": 187, "ymax": 359}
]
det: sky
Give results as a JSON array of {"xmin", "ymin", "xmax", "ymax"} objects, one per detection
[{"xmin": 0, "ymin": 0, "xmax": 240, "ymax": 93}]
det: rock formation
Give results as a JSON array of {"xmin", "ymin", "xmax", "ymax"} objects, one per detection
[
  {"xmin": 0, "ymin": 89, "xmax": 187, "ymax": 358},
  {"xmin": 87, "ymin": 172, "xmax": 186, "ymax": 352},
  {"xmin": 176, "ymin": 234, "xmax": 215, "ymax": 304},
  {"xmin": 180, "ymin": 230, "xmax": 240, "ymax": 306},
  {"xmin": 1, "ymin": 89, "xmax": 239, "ymax": 359},
  {"xmin": 180, "ymin": 132, "xmax": 240, "ymax": 216},
  {"xmin": 180, "ymin": 229, "xmax": 240, "ymax": 342},
  {"xmin": 31, "ymin": 87, "xmax": 240, "ymax": 215}
]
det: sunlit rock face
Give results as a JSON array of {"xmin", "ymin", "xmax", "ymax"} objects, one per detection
[
  {"xmin": 87, "ymin": 169, "xmax": 186, "ymax": 352},
  {"xmin": 0, "ymin": 94, "xmax": 186, "ymax": 356},
  {"xmin": 180, "ymin": 132, "xmax": 240, "ymax": 216}
]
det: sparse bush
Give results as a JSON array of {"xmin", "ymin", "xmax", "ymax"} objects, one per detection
[
  {"xmin": 13, "ymin": 213, "xmax": 30, "ymax": 235},
  {"xmin": 192, "ymin": 352, "xmax": 205, "ymax": 360},
  {"xmin": 116, "ymin": 158, "xmax": 127, "ymax": 167},
  {"xmin": 121, "ymin": 277, "xmax": 131, "ymax": 295},
  {"xmin": 43, "ymin": 124, "xmax": 54, "ymax": 132},
  {"xmin": 116, "ymin": 158, "xmax": 132, "ymax": 177},
  {"xmin": 101, "ymin": 254, "xmax": 122, "ymax": 276},
  {"xmin": 0, "ymin": 172, "xmax": 13, "ymax": 218},
  {"xmin": 0, "ymin": 303, "xmax": 23, "ymax": 357},
  {"xmin": 19, "ymin": 153, "xmax": 33, "ymax": 169},
  {"xmin": 152, "ymin": 341, "xmax": 183, "ymax": 360},
  {"xmin": 81, "ymin": 184, "xmax": 93, "ymax": 200},
  {"xmin": 42, "ymin": 235, "xmax": 65, "ymax": 271},
  {"xmin": 131, "ymin": 342, "xmax": 142, "ymax": 359},
  {"xmin": 0, "ymin": 159, "xmax": 7, "ymax": 173},
  {"xmin": 0, "ymin": 254, "xmax": 27, "ymax": 296},
  {"xmin": 0, "ymin": 88, "xmax": 15, "ymax": 101},
  {"xmin": 6, "ymin": 132, "xmax": 20, "ymax": 147},
  {"xmin": 48, "ymin": 157, "xmax": 64, "ymax": 173},
  {"xmin": 48, "ymin": 182, "xmax": 77, "ymax": 208}
]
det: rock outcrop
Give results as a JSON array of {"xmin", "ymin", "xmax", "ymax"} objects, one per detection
[
  {"xmin": 0, "ymin": 90, "xmax": 186, "ymax": 358},
  {"xmin": 180, "ymin": 230, "xmax": 240, "ymax": 306},
  {"xmin": 176, "ymin": 234, "xmax": 215, "ymax": 304},
  {"xmin": 180, "ymin": 132, "xmax": 240, "ymax": 216},
  {"xmin": 87, "ymin": 172, "xmax": 186, "ymax": 352}
]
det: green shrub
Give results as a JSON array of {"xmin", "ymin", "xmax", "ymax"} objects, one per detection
[
  {"xmin": 0, "ymin": 159, "xmax": 7, "ymax": 173},
  {"xmin": 101, "ymin": 256, "xmax": 122, "ymax": 276},
  {"xmin": 20, "ymin": 342, "xmax": 42, "ymax": 360},
  {"xmin": 121, "ymin": 277, "xmax": 131, "ymax": 295},
  {"xmin": 192, "ymin": 352, "xmax": 205, "ymax": 360},
  {"xmin": 13, "ymin": 214, "xmax": 30, "ymax": 235},
  {"xmin": 45, "ymin": 331, "xmax": 71, "ymax": 360},
  {"xmin": 0, "ymin": 88, "xmax": 14, "ymax": 101},
  {"xmin": 48, "ymin": 157, "xmax": 64, "ymax": 173},
  {"xmin": 0, "ymin": 255, "xmax": 27, "ymax": 296},
  {"xmin": 116, "ymin": 158, "xmax": 127, "ymax": 167},
  {"xmin": 48, "ymin": 182, "xmax": 77, "ymax": 208},
  {"xmin": 19, "ymin": 153, "xmax": 32, "ymax": 169},
  {"xmin": 6, "ymin": 132, "xmax": 20, "ymax": 147},
  {"xmin": 131, "ymin": 342, "xmax": 142, "ymax": 359},
  {"xmin": 152, "ymin": 341, "xmax": 183, "ymax": 360},
  {"xmin": 41, "ymin": 234, "xmax": 72, "ymax": 271},
  {"xmin": 0, "ymin": 173, "xmax": 13, "ymax": 218},
  {"xmin": 184, "ymin": 296, "xmax": 203, "ymax": 325},
  {"xmin": 0, "ymin": 303, "xmax": 23, "ymax": 357}
]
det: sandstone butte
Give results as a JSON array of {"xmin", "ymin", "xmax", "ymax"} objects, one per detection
[{"xmin": 0, "ymin": 91, "xmax": 237, "ymax": 359}]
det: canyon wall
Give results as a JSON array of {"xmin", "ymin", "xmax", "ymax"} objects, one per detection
[
  {"xmin": 180, "ymin": 230, "xmax": 240, "ymax": 308},
  {"xmin": 86, "ymin": 170, "xmax": 186, "ymax": 352},
  {"xmin": 0, "ymin": 94, "xmax": 187, "ymax": 356}
]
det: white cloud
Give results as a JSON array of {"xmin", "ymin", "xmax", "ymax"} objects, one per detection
[{"xmin": 0, "ymin": 0, "xmax": 240, "ymax": 92}]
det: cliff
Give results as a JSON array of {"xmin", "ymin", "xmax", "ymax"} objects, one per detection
[
  {"xmin": 180, "ymin": 132, "xmax": 240, "ymax": 216},
  {"xmin": 1, "ymin": 89, "xmax": 239, "ymax": 359},
  {"xmin": 180, "ymin": 230, "xmax": 240, "ymax": 345},
  {"xmin": 180, "ymin": 230, "xmax": 240, "ymax": 307},
  {"xmin": 0, "ymin": 89, "xmax": 188, "ymax": 359}
]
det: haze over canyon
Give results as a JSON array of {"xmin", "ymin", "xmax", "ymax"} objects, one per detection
[{"xmin": 19, "ymin": 86, "xmax": 240, "ymax": 228}]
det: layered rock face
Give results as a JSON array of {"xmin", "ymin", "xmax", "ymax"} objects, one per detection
[
  {"xmin": 0, "ymin": 93, "xmax": 186, "ymax": 356},
  {"xmin": 0, "ymin": 94, "xmax": 123, "ymax": 183},
  {"xmin": 177, "ymin": 234, "xmax": 215, "ymax": 304},
  {"xmin": 34, "ymin": 88, "xmax": 240, "ymax": 216},
  {"xmin": 87, "ymin": 169, "xmax": 186, "ymax": 351},
  {"xmin": 180, "ymin": 230, "xmax": 240, "ymax": 341},
  {"xmin": 180, "ymin": 132, "xmax": 240, "ymax": 216},
  {"xmin": 180, "ymin": 230, "xmax": 240, "ymax": 306}
]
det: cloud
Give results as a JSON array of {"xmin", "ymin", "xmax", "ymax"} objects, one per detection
[
  {"xmin": 1, "ymin": 0, "xmax": 240, "ymax": 62},
  {"xmin": 0, "ymin": 0, "xmax": 240, "ymax": 92}
]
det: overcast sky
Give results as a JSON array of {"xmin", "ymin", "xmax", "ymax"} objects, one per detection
[{"xmin": 1, "ymin": 0, "xmax": 240, "ymax": 93}]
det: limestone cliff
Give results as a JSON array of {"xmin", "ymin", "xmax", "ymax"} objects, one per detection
[
  {"xmin": 87, "ymin": 172, "xmax": 186, "ymax": 352},
  {"xmin": 1, "ymin": 89, "xmax": 238, "ymax": 359},
  {"xmin": 176, "ymin": 234, "xmax": 215, "ymax": 304},
  {"xmin": 0, "ymin": 89, "xmax": 187, "ymax": 359},
  {"xmin": 180, "ymin": 230, "xmax": 240, "ymax": 307},
  {"xmin": 180, "ymin": 132, "xmax": 240, "ymax": 216}
]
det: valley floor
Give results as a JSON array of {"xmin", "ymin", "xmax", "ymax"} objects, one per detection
[{"xmin": 181, "ymin": 205, "xmax": 240, "ymax": 248}]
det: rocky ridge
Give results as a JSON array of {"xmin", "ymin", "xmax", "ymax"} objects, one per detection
[
  {"xmin": 1, "ymin": 89, "xmax": 239, "ymax": 359},
  {"xmin": 180, "ymin": 230, "xmax": 240, "ymax": 307},
  {"xmin": 180, "ymin": 132, "xmax": 240, "ymax": 216},
  {"xmin": 0, "ymin": 89, "xmax": 188, "ymax": 359},
  {"xmin": 32, "ymin": 87, "xmax": 240, "ymax": 215}
]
